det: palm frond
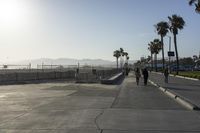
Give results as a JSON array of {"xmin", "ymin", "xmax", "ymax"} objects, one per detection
[{"xmin": 189, "ymin": 0, "xmax": 196, "ymax": 5}]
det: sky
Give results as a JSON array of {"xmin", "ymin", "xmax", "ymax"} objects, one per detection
[{"xmin": 0, "ymin": 0, "xmax": 199, "ymax": 63}]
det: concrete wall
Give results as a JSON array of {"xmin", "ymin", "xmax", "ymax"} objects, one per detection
[
  {"xmin": 96, "ymin": 69, "xmax": 119, "ymax": 79},
  {"xmin": 0, "ymin": 70, "xmax": 76, "ymax": 84},
  {"xmin": 0, "ymin": 73, "xmax": 17, "ymax": 82},
  {"xmin": 17, "ymin": 72, "xmax": 38, "ymax": 81},
  {"xmin": 0, "ymin": 69, "xmax": 118, "ymax": 84},
  {"xmin": 76, "ymin": 68, "xmax": 119, "ymax": 83}
]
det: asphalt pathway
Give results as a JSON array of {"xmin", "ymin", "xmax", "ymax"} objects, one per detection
[
  {"xmin": 111, "ymin": 73, "xmax": 184, "ymax": 110},
  {"xmin": 149, "ymin": 72, "xmax": 200, "ymax": 107}
]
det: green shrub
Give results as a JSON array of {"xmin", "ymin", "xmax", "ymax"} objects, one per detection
[{"xmin": 192, "ymin": 75, "xmax": 197, "ymax": 78}]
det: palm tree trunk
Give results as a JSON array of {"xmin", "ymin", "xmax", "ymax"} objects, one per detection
[
  {"xmin": 116, "ymin": 58, "xmax": 119, "ymax": 70},
  {"xmin": 151, "ymin": 52, "xmax": 153, "ymax": 71},
  {"xmin": 161, "ymin": 36, "xmax": 165, "ymax": 71},
  {"xmin": 120, "ymin": 57, "xmax": 122, "ymax": 69},
  {"xmin": 155, "ymin": 54, "xmax": 158, "ymax": 72},
  {"xmin": 174, "ymin": 34, "xmax": 179, "ymax": 75}
]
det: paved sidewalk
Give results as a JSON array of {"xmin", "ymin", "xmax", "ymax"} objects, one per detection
[
  {"xmin": 111, "ymin": 73, "xmax": 183, "ymax": 110},
  {"xmin": 149, "ymin": 72, "xmax": 200, "ymax": 108}
]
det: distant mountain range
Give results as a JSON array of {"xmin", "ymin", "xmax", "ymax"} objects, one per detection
[
  {"xmin": 15, "ymin": 58, "xmax": 135, "ymax": 68},
  {"xmin": 0, "ymin": 58, "xmax": 135, "ymax": 69}
]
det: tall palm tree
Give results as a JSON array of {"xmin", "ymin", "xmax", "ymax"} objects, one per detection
[
  {"xmin": 168, "ymin": 14, "xmax": 185, "ymax": 75},
  {"xmin": 123, "ymin": 52, "xmax": 129, "ymax": 63},
  {"xmin": 148, "ymin": 42, "xmax": 154, "ymax": 71},
  {"xmin": 113, "ymin": 50, "xmax": 121, "ymax": 70},
  {"xmin": 126, "ymin": 56, "xmax": 130, "ymax": 64},
  {"xmin": 152, "ymin": 39, "xmax": 162, "ymax": 72},
  {"xmin": 155, "ymin": 21, "xmax": 169, "ymax": 71},
  {"xmin": 119, "ymin": 48, "xmax": 124, "ymax": 54},
  {"xmin": 119, "ymin": 48, "xmax": 124, "ymax": 68},
  {"xmin": 189, "ymin": 0, "xmax": 200, "ymax": 13}
]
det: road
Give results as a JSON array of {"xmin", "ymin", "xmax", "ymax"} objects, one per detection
[
  {"xmin": 0, "ymin": 72, "xmax": 200, "ymax": 133},
  {"xmin": 149, "ymin": 72, "xmax": 200, "ymax": 107}
]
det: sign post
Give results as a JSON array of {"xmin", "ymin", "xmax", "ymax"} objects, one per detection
[{"xmin": 168, "ymin": 51, "xmax": 175, "ymax": 73}]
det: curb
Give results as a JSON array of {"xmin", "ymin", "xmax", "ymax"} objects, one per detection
[{"xmin": 149, "ymin": 80, "xmax": 200, "ymax": 110}]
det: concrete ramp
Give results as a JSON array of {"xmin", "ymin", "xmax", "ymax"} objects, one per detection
[{"xmin": 101, "ymin": 72, "xmax": 124, "ymax": 85}]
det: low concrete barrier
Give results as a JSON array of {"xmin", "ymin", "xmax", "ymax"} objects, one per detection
[
  {"xmin": 17, "ymin": 72, "xmax": 37, "ymax": 81},
  {"xmin": 0, "ymin": 69, "xmax": 118, "ymax": 85},
  {"xmin": 76, "ymin": 72, "xmax": 98, "ymax": 83},
  {"xmin": 75, "ymin": 69, "xmax": 119, "ymax": 83},
  {"xmin": 101, "ymin": 72, "xmax": 123, "ymax": 84},
  {"xmin": 0, "ymin": 73, "xmax": 17, "ymax": 82},
  {"xmin": 0, "ymin": 70, "xmax": 76, "ymax": 85}
]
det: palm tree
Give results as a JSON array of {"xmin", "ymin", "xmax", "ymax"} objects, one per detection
[
  {"xmin": 119, "ymin": 48, "xmax": 124, "ymax": 69},
  {"xmin": 152, "ymin": 39, "xmax": 162, "ymax": 72},
  {"xmin": 123, "ymin": 52, "xmax": 129, "ymax": 63},
  {"xmin": 168, "ymin": 14, "xmax": 185, "ymax": 75},
  {"xmin": 126, "ymin": 56, "xmax": 130, "ymax": 64},
  {"xmin": 148, "ymin": 42, "xmax": 154, "ymax": 71},
  {"xmin": 155, "ymin": 21, "xmax": 169, "ymax": 71},
  {"xmin": 189, "ymin": 0, "xmax": 200, "ymax": 13},
  {"xmin": 113, "ymin": 50, "xmax": 121, "ymax": 70},
  {"xmin": 119, "ymin": 48, "xmax": 124, "ymax": 54}
]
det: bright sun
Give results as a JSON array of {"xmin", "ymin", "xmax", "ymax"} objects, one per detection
[{"xmin": 0, "ymin": 0, "xmax": 25, "ymax": 27}]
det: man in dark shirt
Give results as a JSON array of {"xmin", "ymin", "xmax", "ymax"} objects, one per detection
[{"xmin": 142, "ymin": 68, "xmax": 149, "ymax": 85}]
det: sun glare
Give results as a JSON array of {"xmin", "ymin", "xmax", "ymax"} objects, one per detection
[{"xmin": 0, "ymin": 0, "xmax": 26, "ymax": 27}]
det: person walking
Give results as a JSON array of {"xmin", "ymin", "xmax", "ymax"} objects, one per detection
[
  {"xmin": 142, "ymin": 68, "xmax": 149, "ymax": 85},
  {"xmin": 164, "ymin": 67, "xmax": 169, "ymax": 83},
  {"xmin": 135, "ymin": 68, "xmax": 141, "ymax": 85}
]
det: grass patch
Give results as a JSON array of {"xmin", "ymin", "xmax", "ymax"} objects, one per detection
[{"xmin": 172, "ymin": 71, "xmax": 200, "ymax": 79}]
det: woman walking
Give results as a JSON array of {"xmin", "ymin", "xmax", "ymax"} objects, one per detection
[{"xmin": 135, "ymin": 68, "xmax": 141, "ymax": 85}]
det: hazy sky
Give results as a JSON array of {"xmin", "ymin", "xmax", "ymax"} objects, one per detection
[{"xmin": 0, "ymin": 0, "xmax": 199, "ymax": 63}]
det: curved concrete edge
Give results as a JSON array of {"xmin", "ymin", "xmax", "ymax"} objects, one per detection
[
  {"xmin": 158, "ymin": 87, "xmax": 166, "ymax": 92},
  {"xmin": 101, "ymin": 72, "xmax": 123, "ymax": 85},
  {"xmin": 175, "ymin": 96, "xmax": 200, "ymax": 110},
  {"xmin": 149, "ymin": 79, "xmax": 200, "ymax": 111},
  {"xmin": 149, "ymin": 80, "xmax": 159, "ymax": 88},
  {"xmin": 165, "ymin": 89, "xmax": 177, "ymax": 98}
]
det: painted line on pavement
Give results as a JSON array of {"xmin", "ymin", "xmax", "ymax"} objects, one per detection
[{"xmin": 149, "ymin": 79, "xmax": 200, "ymax": 110}]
